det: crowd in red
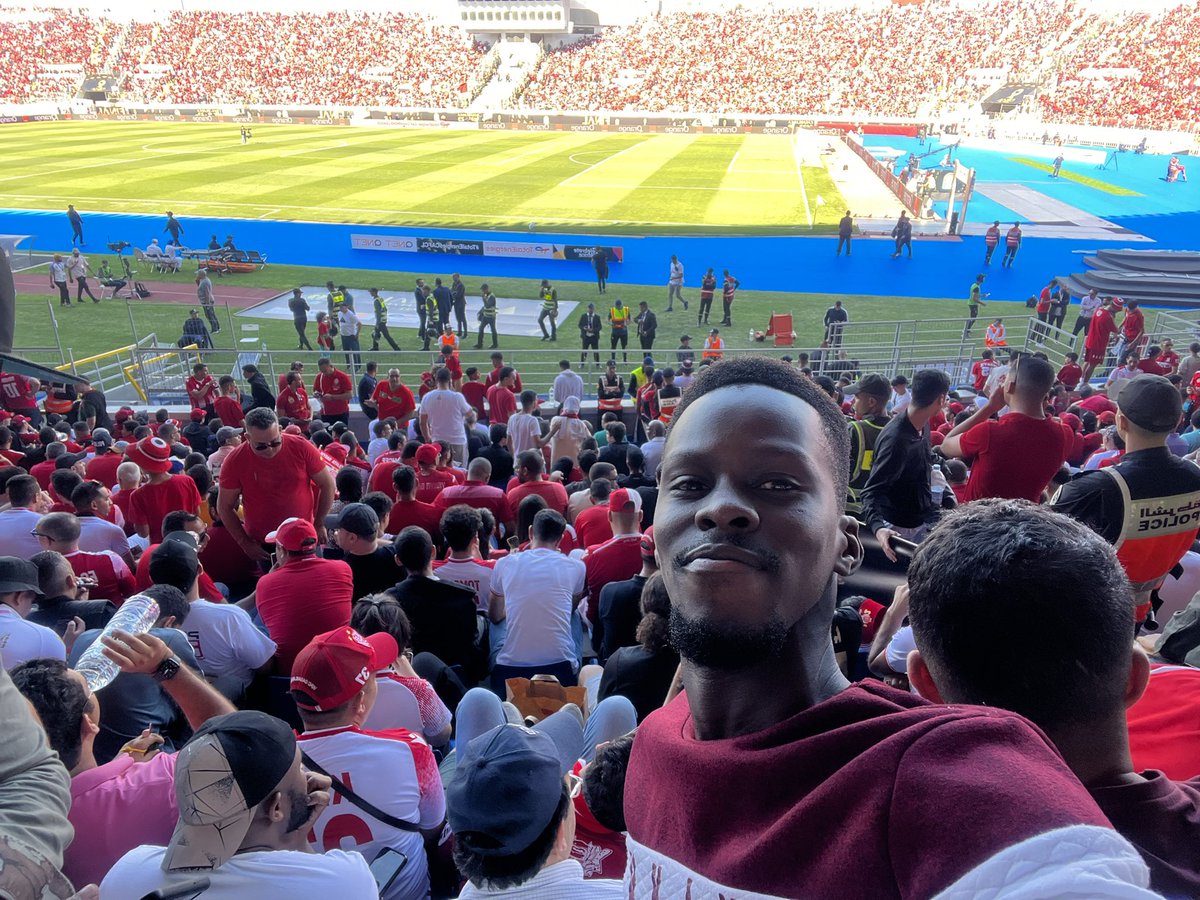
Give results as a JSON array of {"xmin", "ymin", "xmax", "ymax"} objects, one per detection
[{"xmin": 0, "ymin": 11, "xmax": 105, "ymax": 102}]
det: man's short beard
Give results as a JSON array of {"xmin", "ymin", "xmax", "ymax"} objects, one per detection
[
  {"xmin": 284, "ymin": 789, "xmax": 312, "ymax": 834},
  {"xmin": 668, "ymin": 606, "xmax": 789, "ymax": 670}
]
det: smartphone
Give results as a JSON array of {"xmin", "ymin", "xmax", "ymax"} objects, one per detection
[
  {"xmin": 891, "ymin": 536, "xmax": 921, "ymax": 558},
  {"xmin": 369, "ymin": 848, "xmax": 409, "ymax": 893},
  {"xmin": 140, "ymin": 876, "xmax": 211, "ymax": 900},
  {"xmin": 507, "ymin": 535, "xmax": 520, "ymax": 551}
]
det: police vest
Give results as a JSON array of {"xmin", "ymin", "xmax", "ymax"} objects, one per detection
[
  {"xmin": 329, "ymin": 291, "xmax": 346, "ymax": 309},
  {"xmin": 1103, "ymin": 466, "xmax": 1200, "ymax": 621},
  {"xmin": 610, "ymin": 307, "xmax": 628, "ymax": 329},
  {"xmin": 598, "ymin": 377, "xmax": 624, "ymax": 410},
  {"xmin": 659, "ymin": 393, "xmax": 681, "ymax": 422},
  {"xmin": 541, "ymin": 289, "xmax": 557, "ymax": 312},
  {"xmin": 44, "ymin": 393, "xmax": 74, "ymax": 416},
  {"xmin": 846, "ymin": 418, "xmax": 886, "ymax": 515},
  {"xmin": 480, "ymin": 294, "xmax": 497, "ymax": 319}
]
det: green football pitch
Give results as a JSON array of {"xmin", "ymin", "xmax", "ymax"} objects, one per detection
[{"xmin": 0, "ymin": 120, "xmax": 846, "ymax": 234}]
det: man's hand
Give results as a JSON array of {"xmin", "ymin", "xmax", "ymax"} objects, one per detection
[
  {"xmin": 299, "ymin": 769, "xmax": 333, "ymax": 832},
  {"xmin": 63, "ymin": 617, "xmax": 86, "ymax": 655},
  {"xmin": 890, "ymin": 583, "xmax": 910, "ymax": 617},
  {"xmin": 875, "ymin": 527, "xmax": 900, "ymax": 563},
  {"xmin": 315, "ymin": 524, "xmax": 328, "ymax": 545},
  {"xmin": 100, "ymin": 630, "xmax": 173, "ymax": 675},
  {"xmin": 121, "ymin": 728, "xmax": 165, "ymax": 761},
  {"xmin": 983, "ymin": 376, "xmax": 1008, "ymax": 412},
  {"xmin": 238, "ymin": 536, "xmax": 270, "ymax": 563},
  {"xmin": 34, "ymin": 491, "xmax": 54, "ymax": 514}
]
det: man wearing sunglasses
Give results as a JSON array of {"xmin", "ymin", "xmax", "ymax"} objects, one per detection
[{"xmin": 217, "ymin": 408, "xmax": 336, "ymax": 565}]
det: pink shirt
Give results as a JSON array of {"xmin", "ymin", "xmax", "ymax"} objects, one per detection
[{"xmin": 65, "ymin": 752, "xmax": 178, "ymax": 887}]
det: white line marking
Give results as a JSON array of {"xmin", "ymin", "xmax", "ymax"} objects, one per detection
[
  {"xmin": 257, "ymin": 208, "xmax": 281, "ymax": 219},
  {"xmin": 557, "ymin": 141, "xmax": 645, "ymax": 188},
  {"xmin": 562, "ymin": 182, "xmax": 805, "ymax": 194},
  {"xmin": 278, "ymin": 140, "xmax": 351, "ymax": 157},
  {"xmin": 726, "ymin": 149, "xmax": 740, "ymax": 174},
  {"xmin": 792, "ymin": 134, "xmax": 813, "ymax": 227}
]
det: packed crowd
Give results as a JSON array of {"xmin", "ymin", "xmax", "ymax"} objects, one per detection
[
  {"xmin": 4, "ymin": 3, "xmax": 1200, "ymax": 131},
  {"xmin": 0, "ymin": 280, "xmax": 1199, "ymax": 897},
  {"xmin": 112, "ymin": 11, "xmax": 488, "ymax": 108}
]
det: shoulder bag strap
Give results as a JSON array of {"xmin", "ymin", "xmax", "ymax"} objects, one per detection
[{"xmin": 300, "ymin": 750, "xmax": 421, "ymax": 832}]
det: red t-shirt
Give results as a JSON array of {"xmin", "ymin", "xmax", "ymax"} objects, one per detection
[
  {"xmin": 368, "ymin": 458, "xmax": 406, "ymax": 500},
  {"xmin": 461, "ymin": 381, "xmax": 488, "ymax": 419},
  {"xmin": 30, "ymin": 458, "xmax": 56, "ymax": 490},
  {"xmin": 570, "ymin": 758, "xmax": 627, "ymax": 880},
  {"xmin": 198, "ymin": 523, "xmax": 259, "ymax": 591},
  {"xmin": 959, "ymin": 413, "xmax": 1068, "ymax": 503},
  {"xmin": 276, "ymin": 387, "xmax": 312, "ymax": 421},
  {"xmin": 129, "ymin": 476, "xmax": 203, "ymax": 543},
  {"xmin": 134, "ymin": 544, "xmax": 223, "ymax": 602},
  {"xmin": 314, "ymin": 370, "xmax": 352, "ymax": 416},
  {"xmin": 1057, "ymin": 362, "xmax": 1083, "ymax": 390},
  {"xmin": 1122, "ymin": 308, "xmax": 1145, "ymax": 340},
  {"xmin": 582, "ymin": 534, "xmax": 642, "ymax": 623},
  {"xmin": 1136, "ymin": 358, "xmax": 1171, "ymax": 376},
  {"xmin": 386, "ymin": 498, "xmax": 444, "ymax": 542},
  {"xmin": 0, "ymin": 373, "xmax": 36, "ymax": 411},
  {"xmin": 185, "ymin": 375, "xmax": 217, "ymax": 410},
  {"xmin": 111, "ymin": 489, "xmax": 136, "ymax": 536},
  {"xmin": 1078, "ymin": 393, "xmax": 1118, "ymax": 415},
  {"xmin": 626, "ymin": 682, "xmax": 1113, "ymax": 900},
  {"xmin": 256, "ymin": 555, "xmax": 353, "ymax": 672},
  {"xmin": 1127, "ymin": 664, "xmax": 1200, "ymax": 782},
  {"xmin": 371, "ymin": 381, "xmax": 416, "ymax": 422},
  {"xmin": 0, "ymin": 448, "xmax": 24, "ymax": 466},
  {"xmin": 507, "ymin": 479, "xmax": 569, "ymax": 515},
  {"xmin": 213, "ymin": 395, "xmax": 244, "ymax": 429},
  {"xmin": 440, "ymin": 355, "xmax": 463, "ymax": 382},
  {"xmin": 435, "ymin": 481, "xmax": 513, "ymax": 525},
  {"xmin": 574, "ymin": 504, "xmax": 614, "ymax": 549},
  {"xmin": 485, "ymin": 383, "xmax": 516, "ymax": 425},
  {"xmin": 485, "ymin": 367, "xmax": 522, "ymax": 391},
  {"xmin": 1036, "ymin": 287, "xmax": 1052, "ymax": 314},
  {"xmin": 414, "ymin": 467, "xmax": 457, "ymax": 505},
  {"xmin": 65, "ymin": 549, "xmax": 136, "ymax": 604},
  {"xmin": 1159, "ymin": 350, "xmax": 1180, "ymax": 371},
  {"xmin": 85, "ymin": 452, "xmax": 122, "ymax": 489},
  {"xmin": 218, "ymin": 434, "xmax": 326, "ymax": 543}
]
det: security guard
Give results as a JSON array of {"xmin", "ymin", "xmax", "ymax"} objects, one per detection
[
  {"xmin": 609, "ymin": 298, "xmax": 630, "ymax": 363},
  {"xmin": 537, "ymin": 279, "xmax": 558, "ymax": 341},
  {"xmin": 475, "ymin": 281, "xmax": 499, "ymax": 349},
  {"xmin": 845, "ymin": 374, "xmax": 891, "ymax": 517}
]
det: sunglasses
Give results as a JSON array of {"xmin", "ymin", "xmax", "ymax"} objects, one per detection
[
  {"xmin": 251, "ymin": 439, "xmax": 283, "ymax": 451},
  {"xmin": 30, "ymin": 531, "xmax": 52, "ymax": 540}
]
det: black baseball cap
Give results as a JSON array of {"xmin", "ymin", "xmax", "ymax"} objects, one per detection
[
  {"xmin": 149, "ymin": 533, "xmax": 201, "ymax": 586},
  {"xmin": 854, "ymin": 374, "xmax": 892, "ymax": 401},
  {"xmin": 91, "ymin": 428, "xmax": 114, "ymax": 450},
  {"xmin": 324, "ymin": 502, "xmax": 379, "ymax": 539},
  {"xmin": 1117, "ymin": 375, "xmax": 1182, "ymax": 433},
  {"xmin": 54, "ymin": 452, "xmax": 87, "ymax": 470},
  {"xmin": 0, "ymin": 557, "xmax": 40, "ymax": 595}
]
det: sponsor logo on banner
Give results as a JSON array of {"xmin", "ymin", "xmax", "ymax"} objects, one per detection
[
  {"xmin": 569, "ymin": 124, "xmax": 596, "ymax": 132},
  {"xmin": 618, "ymin": 125, "xmax": 644, "ymax": 133},
  {"xmin": 350, "ymin": 234, "xmax": 417, "ymax": 252},
  {"xmin": 559, "ymin": 245, "xmax": 624, "ymax": 263},
  {"xmin": 481, "ymin": 122, "xmax": 508, "ymax": 130},
  {"xmin": 664, "ymin": 126, "xmax": 691, "ymax": 134},
  {"xmin": 762, "ymin": 126, "xmax": 791, "ymax": 135},
  {"xmin": 481, "ymin": 241, "xmax": 556, "ymax": 260},
  {"xmin": 710, "ymin": 126, "xmax": 739, "ymax": 134},
  {"xmin": 417, "ymin": 237, "xmax": 484, "ymax": 255}
]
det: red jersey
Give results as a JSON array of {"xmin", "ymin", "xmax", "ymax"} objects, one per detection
[
  {"xmin": 1084, "ymin": 308, "xmax": 1118, "ymax": 355},
  {"xmin": 1036, "ymin": 287, "xmax": 1052, "ymax": 315},
  {"xmin": 0, "ymin": 373, "xmax": 36, "ymax": 411},
  {"xmin": 971, "ymin": 359, "xmax": 996, "ymax": 392},
  {"xmin": 371, "ymin": 381, "xmax": 416, "ymax": 422},
  {"xmin": 1127, "ymin": 664, "xmax": 1200, "ymax": 781},
  {"xmin": 129, "ymin": 476, "xmax": 203, "ymax": 543},
  {"xmin": 439, "ymin": 354, "xmax": 462, "ymax": 382},
  {"xmin": 570, "ymin": 758, "xmax": 627, "ymax": 881},
  {"xmin": 958, "ymin": 413, "xmax": 1069, "ymax": 503},
  {"xmin": 461, "ymin": 381, "xmax": 487, "ymax": 419},
  {"xmin": 276, "ymin": 386, "xmax": 312, "ymax": 422},
  {"xmin": 414, "ymin": 467, "xmax": 457, "ymax": 505},
  {"xmin": 485, "ymin": 383, "xmax": 516, "ymax": 425},
  {"xmin": 582, "ymin": 533, "xmax": 642, "ymax": 623},
  {"xmin": 218, "ymin": 434, "xmax": 326, "ymax": 543},
  {"xmin": 314, "ymin": 370, "xmax": 352, "ymax": 416},
  {"xmin": 1122, "ymin": 308, "xmax": 1145, "ymax": 340},
  {"xmin": 256, "ymin": 555, "xmax": 353, "ymax": 672},
  {"xmin": 65, "ymin": 549, "xmax": 136, "ymax": 604},
  {"xmin": 85, "ymin": 452, "xmax": 122, "ymax": 489},
  {"xmin": 1136, "ymin": 358, "xmax": 1171, "ymax": 376},
  {"xmin": 185, "ymin": 375, "xmax": 217, "ymax": 410},
  {"xmin": 368, "ymin": 457, "xmax": 406, "ymax": 500},
  {"xmin": 317, "ymin": 320, "xmax": 334, "ymax": 350},
  {"xmin": 574, "ymin": 503, "xmax": 614, "ymax": 549},
  {"xmin": 484, "ymin": 367, "xmax": 522, "ymax": 391},
  {"xmin": 386, "ymin": 498, "xmax": 444, "ymax": 541},
  {"xmin": 435, "ymin": 481, "xmax": 513, "ymax": 525},
  {"xmin": 111, "ymin": 489, "xmax": 137, "ymax": 535},
  {"xmin": 1160, "ymin": 350, "xmax": 1180, "ymax": 372},
  {"xmin": 213, "ymin": 395, "xmax": 244, "ymax": 429},
  {"xmin": 1057, "ymin": 362, "xmax": 1083, "ymax": 390},
  {"xmin": 507, "ymin": 479, "xmax": 569, "ymax": 516}
]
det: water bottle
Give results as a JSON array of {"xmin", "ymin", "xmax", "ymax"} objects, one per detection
[{"xmin": 74, "ymin": 595, "xmax": 160, "ymax": 692}]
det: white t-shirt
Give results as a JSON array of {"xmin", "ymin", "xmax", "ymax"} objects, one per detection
[
  {"xmin": 433, "ymin": 558, "xmax": 494, "ymax": 612},
  {"xmin": 0, "ymin": 604, "xmax": 66, "ymax": 670},
  {"xmin": 491, "ymin": 548, "xmax": 585, "ymax": 668},
  {"xmin": 49, "ymin": 260, "xmax": 67, "ymax": 283},
  {"xmin": 368, "ymin": 436, "xmax": 391, "ymax": 466},
  {"xmin": 99, "ymin": 845, "xmax": 376, "ymax": 899},
  {"xmin": 297, "ymin": 725, "xmax": 446, "ymax": 900},
  {"xmin": 420, "ymin": 390, "xmax": 472, "ymax": 444},
  {"xmin": 0, "ymin": 507, "xmax": 45, "ymax": 558},
  {"xmin": 507, "ymin": 411, "xmax": 543, "ymax": 458},
  {"xmin": 77, "ymin": 515, "xmax": 132, "ymax": 559},
  {"xmin": 183, "ymin": 599, "xmax": 276, "ymax": 685},
  {"xmin": 887, "ymin": 390, "xmax": 911, "ymax": 416},
  {"xmin": 553, "ymin": 371, "xmax": 585, "ymax": 404},
  {"xmin": 337, "ymin": 308, "xmax": 361, "ymax": 338}
]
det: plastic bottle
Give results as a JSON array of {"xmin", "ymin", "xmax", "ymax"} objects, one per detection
[{"xmin": 73, "ymin": 594, "xmax": 161, "ymax": 692}]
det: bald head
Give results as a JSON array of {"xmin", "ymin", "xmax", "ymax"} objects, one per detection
[{"xmin": 467, "ymin": 457, "xmax": 492, "ymax": 482}]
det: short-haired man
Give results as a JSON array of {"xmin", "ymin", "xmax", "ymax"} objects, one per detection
[
  {"xmin": 291, "ymin": 627, "xmax": 446, "ymax": 900},
  {"xmin": 0, "ymin": 556, "xmax": 66, "ymax": 669},
  {"xmin": 385, "ymin": 464, "xmax": 445, "ymax": 544},
  {"xmin": 12, "ymin": 629, "xmax": 235, "ymax": 888},
  {"xmin": 508, "ymin": 449, "xmax": 569, "ymax": 515},
  {"xmin": 578, "ymin": 303, "xmax": 602, "ymax": 367},
  {"xmin": 436, "ymin": 458, "xmax": 514, "ymax": 532},
  {"xmin": 385, "ymin": 526, "xmax": 482, "ymax": 679},
  {"xmin": 251, "ymin": 518, "xmax": 353, "ymax": 673},
  {"xmin": 28, "ymin": 549, "xmax": 115, "ymax": 635},
  {"xmin": 906, "ymin": 500, "xmax": 1200, "ymax": 896},
  {"xmin": 845, "ymin": 373, "xmax": 891, "ymax": 517},
  {"xmin": 313, "ymin": 357, "xmax": 353, "ymax": 426},
  {"xmin": 479, "ymin": 424, "xmax": 514, "ymax": 490},
  {"xmin": 35, "ymin": 511, "xmax": 135, "ymax": 604},
  {"xmin": 489, "ymin": 510, "xmax": 586, "ymax": 692},
  {"xmin": 554, "ymin": 359, "xmax": 585, "ymax": 406},
  {"xmin": 449, "ymin": 710, "xmax": 622, "ymax": 898},
  {"xmin": 101, "ymin": 709, "xmax": 375, "ymax": 898},
  {"xmin": 624, "ymin": 356, "xmax": 1157, "ymax": 898},
  {"xmin": 940, "ymin": 355, "xmax": 1069, "ymax": 502},
  {"xmin": 420, "ymin": 368, "xmax": 472, "ymax": 465},
  {"xmin": 580, "ymin": 488, "xmax": 643, "ymax": 650},
  {"xmin": 433, "ymin": 504, "xmax": 496, "ymax": 613},
  {"xmin": 597, "ymin": 421, "xmax": 631, "ymax": 476},
  {"xmin": 0, "ymin": 473, "xmax": 53, "ymax": 557},
  {"xmin": 597, "ymin": 528, "xmax": 658, "ymax": 662},
  {"xmin": 485, "ymin": 366, "xmax": 519, "ymax": 427},
  {"xmin": 218, "ymin": 407, "xmax": 336, "ymax": 564},
  {"xmin": 861, "ymin": 368, "xmax": 950, "ymax": 561},
  {"xmin": 326, "ymin": 502, "xmax": 397, "ymax": 599},
  {"xmin": 639, "ymin": 419, "xmax": 666, "ymax": 479},
  {"xmin": 71, "ymin": 479, "xmax": 133, "ymax": 563},
  {"xmin": 368, "ymin": 368, "xmax": 417, "ymax": 430},
  {"xmin": 1052, "ymin": 375, "xmax": 1200, "ymax": 629}
]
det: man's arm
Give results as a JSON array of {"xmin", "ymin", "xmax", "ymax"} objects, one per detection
[
  {"xmin": 941, "ymin": 390, "xmax": 1004, "ymax": 458},
  {"xmin": 488, "ymin": 588, "xmax": 506, "ymax": 624},
  {"xmin": 0, "ymin": 666, "xmax": 73, "ymax": 868},
  {"xmin": 867, "ymin": 584, "xmax": 911, "ymax": 681},
  {"xmin": 418, "ymin": 411, "xmax": 431, "ymax": 443},
  {"xmin": 101, "ymin": 630, "xmax": 236, "ymax": 729},
  {"xmin": 217, "ymin": 484, "xmax": 267, "ymax": 562},
  {"xmin": 312, "ymin": 466, "xmax": 336, "ymax": 545}
]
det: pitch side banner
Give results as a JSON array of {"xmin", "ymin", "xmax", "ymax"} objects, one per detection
[{"xmin": 351, "ymin": 234, "xmax": 622, "ymax": 263}]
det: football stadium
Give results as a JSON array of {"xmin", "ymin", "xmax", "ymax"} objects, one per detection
[{"xmin": 1, "ymin": 1, "xmax": 1199, "ymax": 897}]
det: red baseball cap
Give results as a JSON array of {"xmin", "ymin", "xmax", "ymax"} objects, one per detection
[
  {"xmin": 415, "ymin": 443, "xmax": 439, "ymax": 465},
  {"xmin": 608, "ymin": 487, "xmax": 642, "ymax": 514},
  {"xmin": 1098, "ymin": 410, "xmax": 1117, "ymax": 426},
  {"xmin": 190, "ymin": 409, "xmax": 206, "ymax": 422},
  {"xmin": 290, "ymin": 627, "xmax": 399, "ymax": 712},
  {"xmin": 639, "ymin": 525, "xmax": 655, "ymax": 557},
  {"xmin": 283, "ymin": 424, "xmax": 303, "ymax": 435},
  {"xmin": 265, "ymin": 517, "xmax": 318, "ymax": 553}
]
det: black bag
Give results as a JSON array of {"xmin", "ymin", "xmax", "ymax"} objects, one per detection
[{"xmin": 133, "ymin": 281, "xmax": 152, "ymax": 298}]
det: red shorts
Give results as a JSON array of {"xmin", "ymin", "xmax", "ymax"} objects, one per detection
[{"xmin": 1084, "ymin": 345, "xmax": 1107, "ymax": 365}]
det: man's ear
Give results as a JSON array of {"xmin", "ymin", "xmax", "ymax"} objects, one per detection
[
  {"xmin": 1124, "ymin": 643, "xmax": 1152, "ymax": 709},
  {"xmin": 907, "ymin": 651, "xmax": 944, "ymax": 703},
  {"xmin": 833, "ymin": 515, "xmax": 864, "ymax": 577}
]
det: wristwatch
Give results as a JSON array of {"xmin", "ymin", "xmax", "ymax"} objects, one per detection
[{"xmin": 152, "ymin": 655, "xmax": 182, "ymax": 682}]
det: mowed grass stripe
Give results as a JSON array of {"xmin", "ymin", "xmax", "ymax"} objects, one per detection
[
  {"xmin": 1008, "ymin": 157, "xmax": 1143, "ymax": 197},
  {"xmin": 708, "ymin": 134, "xmax": 803, "ymax": 227},
  {"xmin": 600, "ymin": 135, "xmax": 740, "ymax": 227}
]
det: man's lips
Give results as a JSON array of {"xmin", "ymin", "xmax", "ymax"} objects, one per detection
[{"xmin": 678, "ymin": 543, "xmax": 771, "ymax": 571}]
